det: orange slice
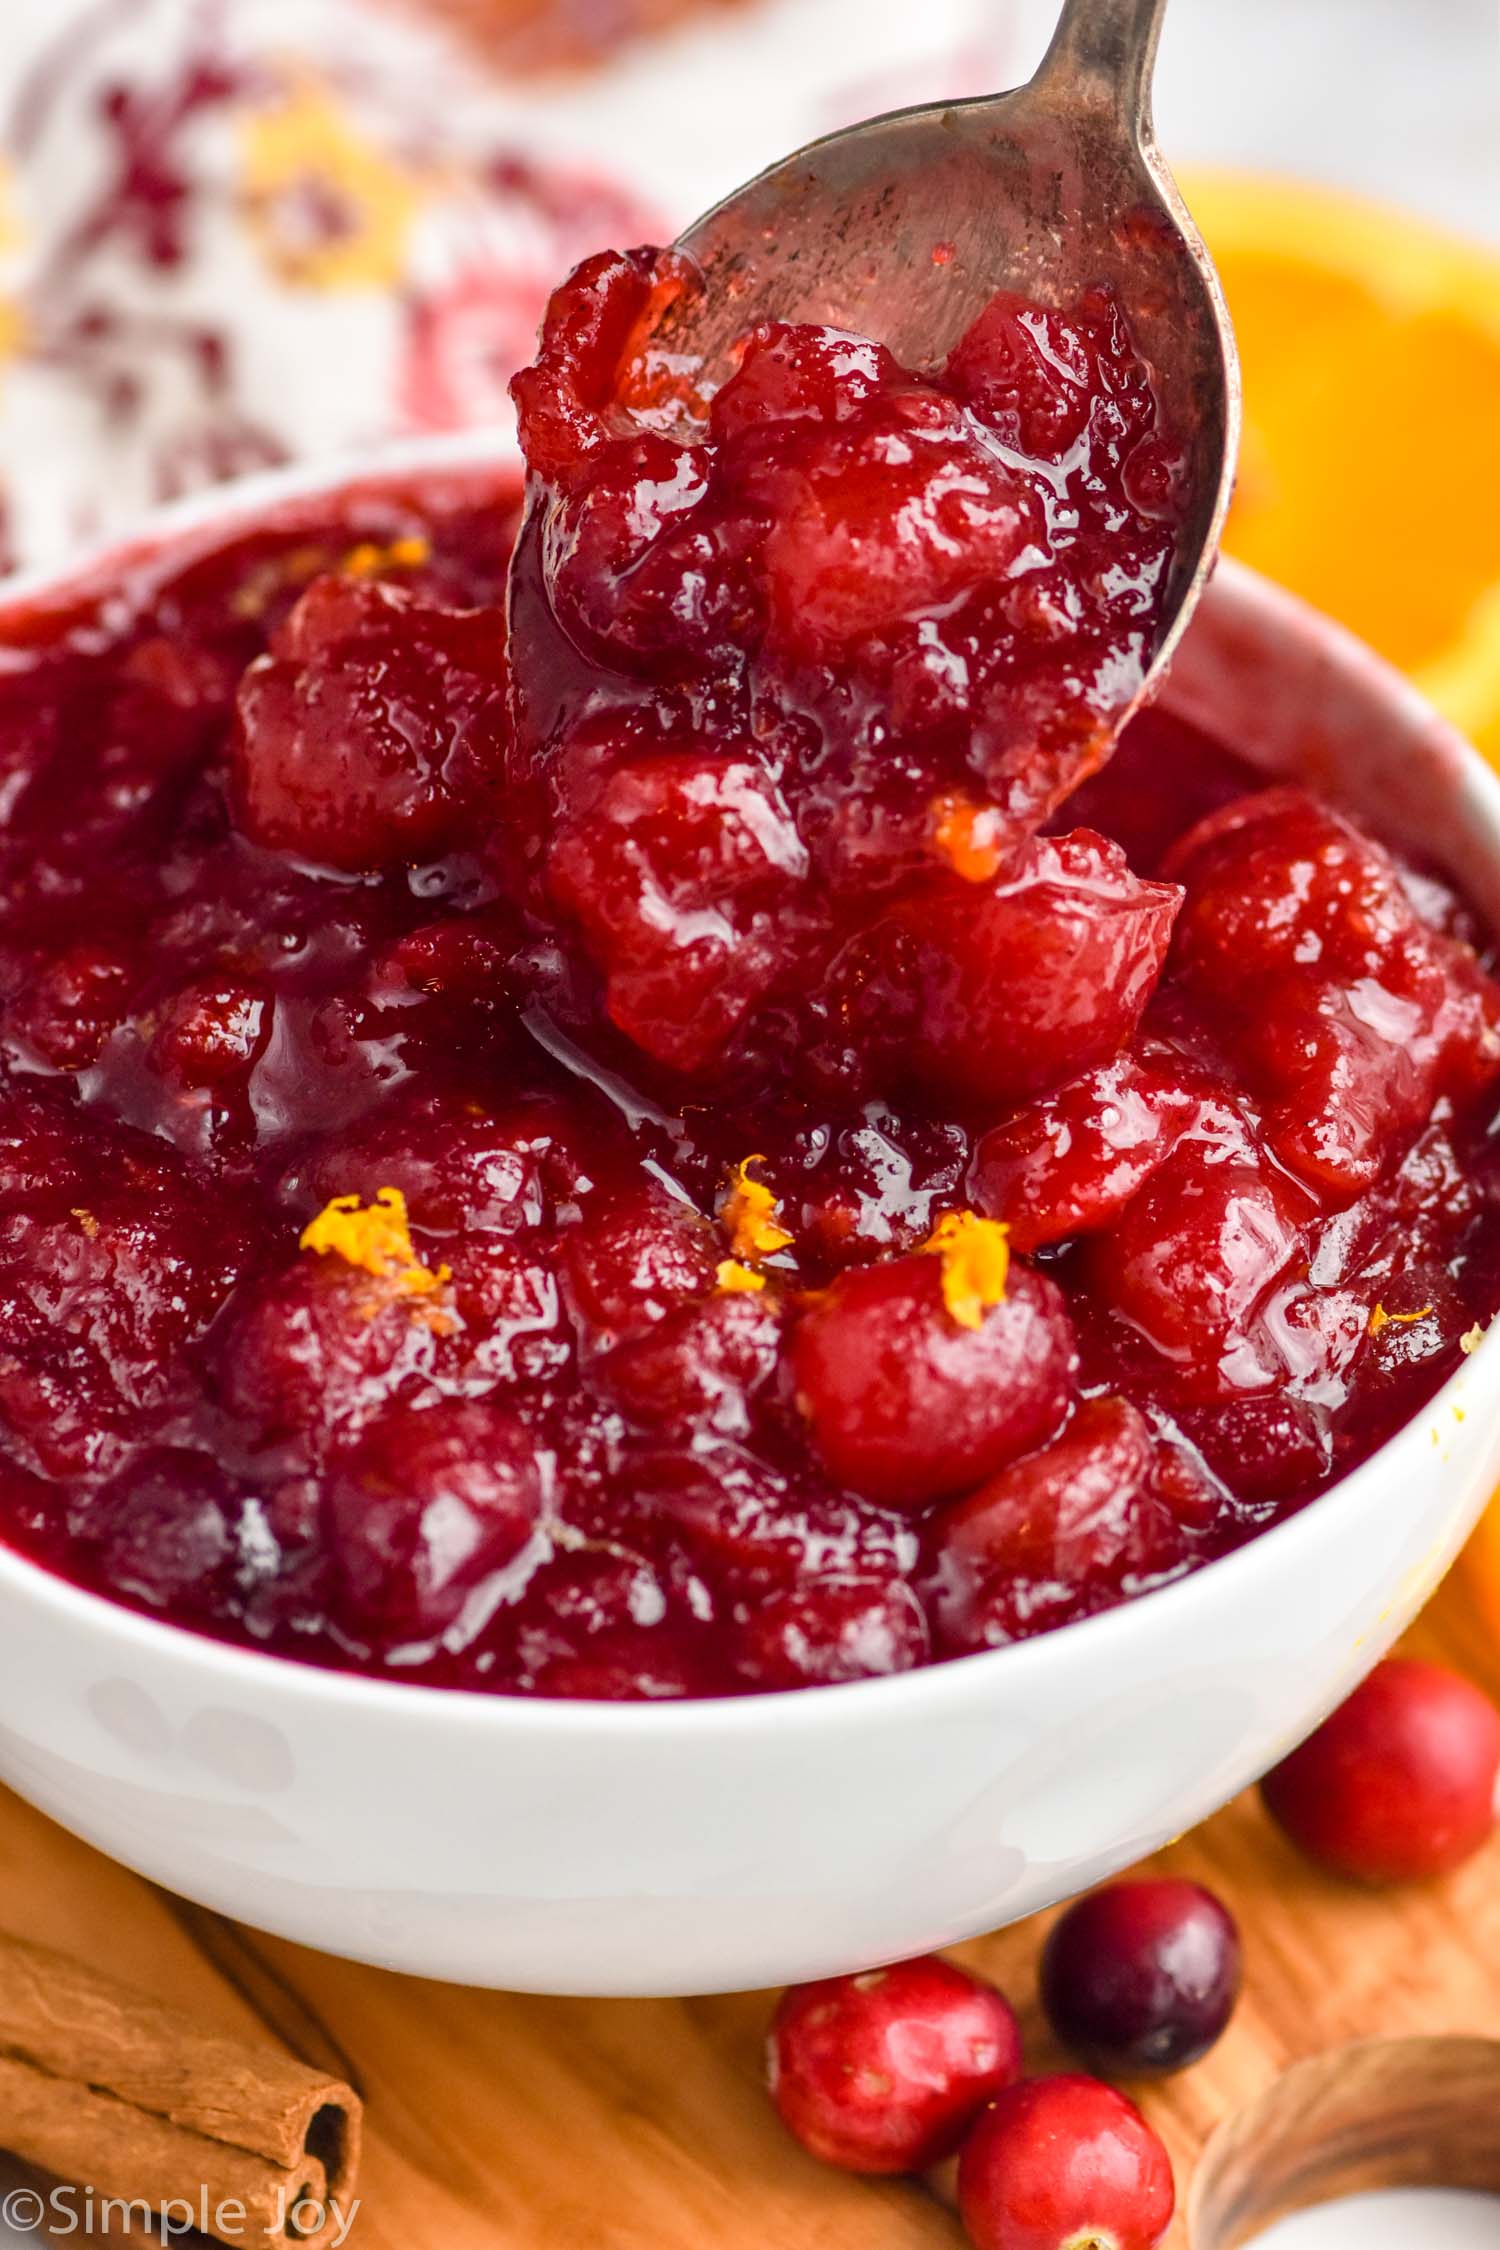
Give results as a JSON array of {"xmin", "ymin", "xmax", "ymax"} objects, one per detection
[{"xmin": 1182, "ymin": 171, "xmax": 1500, "ymax": 759}]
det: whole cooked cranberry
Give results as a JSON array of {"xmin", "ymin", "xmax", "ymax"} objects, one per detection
[
  {"xmin": 283, "ymin": 1091, "xmax": 552, "ymax": 1238},
  {"xmin": 733, "ymin": 1577, "xmax": 929, "ymax": 1689},
  {"xmin": 792, "ymin": 1254, "xmax": 1076, "ymax": 1509},
  {"xmin": 970, "ymin": 1054, "xmax": 1200, "ymax": 1252},
  {"xmin": 230, "ymin": 572, "xmax": 509, "ymax": 872},
  {"xmin": 959, "ymin": 2075, "xmax": 1174, "ymax": 2250},
  {"xmin": 600, "ymin": 1288, "xmax": 784, "ymax": 1434},
  {"xmin": 1040, "ymin": 1880, "xmax": 1242, "ymax": 2077},
  {"xmin": 1082, "ymin": 1118, "xmax": 1315, "ymax": 1405},
  {"xmin": 641, "ymin": 1447, "xmax": 916, "ymax": 1599},
  {"xmin": 768, "ymin": 1955, "xmax": 1022, "ymax": 2173},
  {"xmin": 1261, "ymin": 1659, "xmax": 1500, "ymax": 1882},
  {"xmin": 752, "ymin": 389, "xmax": 1043, "ymax": 662},
  {"xmin": 562, "ymin": 1187, "xmax": 719, "ymax": 1343},
  {"xmin": 219, "ymin": 1254, "xmax": 441, "ymax": 1465},
  {"xmin": 925, "ymin": 1399, "xmax": 1190, "ymax": 1652},
  {"xmin": 85, "ymin": 1451, "xmax": 233, "ymax": 1615},
  {"xmin": 325, "ymin": 1395, "xmax": 542, "ymax": 1645},
  {"xmin": 864, "ymin": 834, "xmax": 1179, "ymax": 1109},
  {"xmin": 4, "ymin": 938, "xmax": 137, "ymax": 1070}
]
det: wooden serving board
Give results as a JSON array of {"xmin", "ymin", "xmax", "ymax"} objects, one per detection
[{"xmin": 2, "ymin": 1568, "xmax": 1498, "ymax": 2250}]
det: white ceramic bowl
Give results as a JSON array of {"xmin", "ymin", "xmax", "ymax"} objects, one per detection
[{"xmin": 2, "ymin": 438, "xmax": 1499, "ymax": 1998}]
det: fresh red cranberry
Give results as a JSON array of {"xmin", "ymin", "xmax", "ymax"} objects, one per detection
[
  {"xmin": 1261, "ymin": 1659, "xmax": 1500, "ymax": 1882},
  {"xmin": 854, "ymin": 834, "xmax": 1180, "ymax": 1109},
  {"xmin": 231, "ymin": 572, "xmax": 510, "ymax": 872},
  {"xmin": 1040, "ymin": 1879, "xmax": 1242, "ymax": 2078},
  {"xmin": 325, "ymin": 1395, "xmax": 542, "ymax": 1645},
  {"xmin": 791, "ymin": 1254, "xmax": 1077, "ymax": 1509},
  {"xmin": 768, "ymin": 1955, "xmax": 1022, "ymax": 2173},
  {"xmin": 925, "ymin": 1400, "xmax": 1191, "ymax": 1652},
  {"xmin": 958, "ymin": 2075, "xmax": 1174, "ymax": 2250}
]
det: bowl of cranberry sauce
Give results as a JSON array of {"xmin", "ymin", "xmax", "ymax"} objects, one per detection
[{"xmin": 0, "ymin": 264, "xmax": 1498, "ymax": 1994}]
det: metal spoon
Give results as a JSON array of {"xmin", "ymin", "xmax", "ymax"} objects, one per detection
[{"xmin": 660, "ymin": 0, "xmax": 1239, "ymax": 705}]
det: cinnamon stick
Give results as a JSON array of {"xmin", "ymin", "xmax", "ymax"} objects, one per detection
[{"xmin": 0, "ymin": 1933, "xmax": 360, "ymax": 2247}]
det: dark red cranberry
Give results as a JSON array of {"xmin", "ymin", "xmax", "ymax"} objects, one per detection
[
  {"xmin": 970, "ymin": 1054, "xmax": 1200, "ymax": 1252},
  {"xmin": 84, "ymin": 1451, "xmax": 233, "ymax": 1615},
  {"xmin": 230, "ymin": 572, "xmax": 510, "ymax": 872},
  {"xmin": 751, "ymin": 391, "xmax": 1043, "ymax": 662},
  {"xmin": 1261, "ymin": 1659, "xmax": 1500, "ymax": 1883},
  {"xmin": 219, "ymin": 1255, "xmax": 442, "ymax": 1465},
  {"xmin": 768, "ymin": 1955, "xmax": 1022, "ymax": 2173},
  {"xmin": 325, "ymin": 1395, "xmax": 542, "ymax": 1645},
  {"xmin": 546, "ymin": 750, "xmax": 806, "ymax": 1071},
  {"xmin": 1040, "ymin": 1879, "xmax": 1241, "ymax": 2077},
  {"xmin": 1168, "ymin": 789, "xmax": 1500, "ymax": 1196},
  {"xmin": 1082, "ymin": 1117, "xmax": 1316, "ymax": 1404},
  {"xmin": 925, "ymin": 1399, "xmax": 1190, "ymax": 1652},
  {"xmin": 791, "ymin": 1254, "xmax": 1077, "ymax": 1509},
  {"xmin": 600, "ymin": 1288, "xmax": 784, "ymax": 1433},
  {"xmin": 733, "ymin": 1577, "xmax": 929, "ymax": 1689},
  {"xmin": 957, "ymin": 2075, "xmax": 1174, "ymax": 2250},
  {"xmin": 562, "ymin": 1187, "xmax": 719, "ymax": 1342}
]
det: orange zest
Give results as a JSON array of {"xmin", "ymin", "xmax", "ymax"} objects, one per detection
[
  {"xmin": 921, "ymin": 1211, "xmax": 1010, "ymax": 1331},
  {"xmin": 1367, "ymin": 1301, "xmax": 1433, "ymax": 1339},
  {"xmin": 721, "ymin": 1155, "xmax": 794, "ymax": 1263},
  {"xmin": 299, "ymin": 1185, "xmax": 450, "ymax": 1299},
  {"xmin": 715, "ymin": 1258, "xmax": 767, "ymax": 1295},
  {"xmin": 931, "ymin": 792, "xmax": 1006, "ymax": 883}
]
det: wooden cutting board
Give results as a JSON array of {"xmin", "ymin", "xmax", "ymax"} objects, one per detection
[{"xmin": 2, "ymin": 1566, "xmax": 1498, "ymax": 2250}]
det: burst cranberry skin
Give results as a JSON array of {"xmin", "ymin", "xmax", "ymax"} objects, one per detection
[
  {"xmin": 545, "ymin": 749, "xmax": 807, "ymax": 1070},
  {"xmin": 958, "ymin": 2075, "xmax": 1175, "ymax": 2250},
  {"xmin": 1040, "ymin": 1880, "xmax": 1242, "ymax": 2078},
  {"xmin": 751, "ymin": 390, "xmax": 1044, "ymax": 662},
  {"xmin": 1168, "ymin": 789, "xmax": 1500, "ymax": 1196},
  {"xmin": 768, "ymin": 1956, "xmax": 1023, "ymax": 2174},
  {"xmin": 1260, "ymin": 1659, "xmax": 1500, "ymax": 1883},
  {"xmin": 230, "ymin": 572, "xmax": 510, "ymax": 872},
  {"xmin": 791, "ymin": 1256, "xmax": 1077, "ymax": 1509},
  {"xmin": 865, "ymin": 834, "xmax": 1180, "ymax": 1108},
  {"xmin": 325, "ymin": 1396, "xmax": 542, "ymax": 1646}
]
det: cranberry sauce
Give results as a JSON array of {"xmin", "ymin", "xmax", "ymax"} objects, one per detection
[{"xmin": 0, "ymin": 270, "xmax": 1497, "ymax": 1702}]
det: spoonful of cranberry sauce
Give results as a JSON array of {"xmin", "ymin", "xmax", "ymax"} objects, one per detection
[{"xmin": 505, "ymin": 0, "xmax": 1237, "ymax": 1079}]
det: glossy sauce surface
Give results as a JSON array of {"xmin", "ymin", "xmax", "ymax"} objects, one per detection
[{"xmin": 0, "ymin": 264, "xmax": 1497, "ymax": 1699}]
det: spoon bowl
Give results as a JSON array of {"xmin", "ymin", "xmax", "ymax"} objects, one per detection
[{"xmin": 661, "ymin": 0, "xmax": 1239, "ymax": 709}]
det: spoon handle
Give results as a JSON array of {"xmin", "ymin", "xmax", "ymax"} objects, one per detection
[{"xmin": 1034, "ymin": 0, "xmax": 1170, "ymax": 132}]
